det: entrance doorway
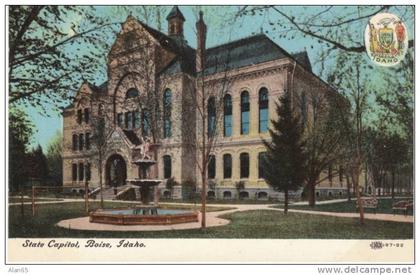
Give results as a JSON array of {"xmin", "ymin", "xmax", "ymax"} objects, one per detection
[{"xmin": 105, "ymin": 154, "xmax": 127, "ymax": 187}]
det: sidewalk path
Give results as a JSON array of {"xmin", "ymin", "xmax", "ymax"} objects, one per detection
[{"xmin": 55, "ymin": 202, "xmax": 413, "ymax": 232}]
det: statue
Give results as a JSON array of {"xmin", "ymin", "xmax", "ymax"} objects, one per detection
[{"xmin": 139, "ymin": 136, "xmax": 151, "ymax": 160}]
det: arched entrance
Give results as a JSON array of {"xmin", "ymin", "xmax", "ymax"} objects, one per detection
[{"xmin": 105, "ymin": 154, "xmax": 127, "ymax": 187}]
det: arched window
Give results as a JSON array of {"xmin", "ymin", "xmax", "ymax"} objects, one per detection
[
  {"xmin": 259, "ymin": 88, "xmax": 269, "ymax": 133},
  {"xmin": 208, "ymin": 97, "xmax": 216, "ymax": 137},
  {"xmin": 163, "ymin": 89, "xmax": 172, "ymax": 138},
  {"xmin": 223, "ymin": 94, "xmax": 232, "ymax": 137},
  {"xmin": 208, "ymin": 155, "xmax": 216, "ymax": 179},
  {"xmin": 163, "ymin": 155, "xmax": 172, "ymax": 179},
  {"xmin": 240, "ymin": 91, "xmax": 250, "ymax": 135},
  {"xmin": 72, "ymin": 134, "xmax": 78, "ymax": 151},
  {"xmin": 240, "ymin": 152, "xmax": 249, "ymax": 178},
  {"xmin": 126, "ymin": 88, "xmax": 139, "ymax": 99},
  {"xmin": 258, "ymin": 152, "xmax": 267, "ymax": 179},
  {"xmin": 223, "ymin": 191, "xmax": 232, "ymax": 199},
  {"xmin": 223, "ymin": 154, "xmax": 232, "ymax": 179}
]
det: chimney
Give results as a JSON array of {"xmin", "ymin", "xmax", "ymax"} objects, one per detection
[{"xmin": 196, "ymin": 11, "xmax": 207, "ymax": 73}]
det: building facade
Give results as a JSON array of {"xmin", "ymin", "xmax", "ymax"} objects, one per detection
[{"xmin": 62, "ymin": 7, "xmax": 348, "ymax": 200}]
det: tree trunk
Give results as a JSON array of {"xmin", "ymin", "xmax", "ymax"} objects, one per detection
[
  {"xmin": 284, "ymin": 188, "xmax": 289, "ymax": 214},
  {"xmin": 99, "ymin": 154, "xmax": 104, "ymax": 209},
  {"xmin": 308, "ymin": 181, "xmax": 316, "ymax": 207},
  {"xmin": 84, "ymin": 180, "xmax": 89, "ymax": 214},
  {"xmin": 346, "ymin": 174, "xmax": 351, "ymax": 202},
  {"xmin": 391, "ymin": 170, "xmax": 395, "ymax": 199},
  {"xmin": 352, "ymin": 160, "xmax": 365, "ymax": 225},
  {"xmin": 201, "ymin": 171, "xmax": 207, "ymax": 228}
]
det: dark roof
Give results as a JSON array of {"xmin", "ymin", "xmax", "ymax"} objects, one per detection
[
  {"xmin": 88, "ymin": 81, "xmax": 107, "ymax": 94},
  {"xmin": 122, "ymin": 130, "xmax": 141, "ymax": 146},
  {"xmin": 204, "ymin": 34, "xmax": 312, "ymax": 75},
  {"xmin": 292, "ymin": 51, "xmax": 312, "ymax": 71},
  {"xmin": 138, "ymin": 21, "xmax": 196, "ymax": 75},
  {"xmin": 166, "ymin": 6, "xmax": 185, "ymax": 21}
]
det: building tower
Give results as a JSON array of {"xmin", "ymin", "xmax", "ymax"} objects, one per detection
[{"xmin": 166, "ymin": 6, "xmax": 185, "ymax": 39}]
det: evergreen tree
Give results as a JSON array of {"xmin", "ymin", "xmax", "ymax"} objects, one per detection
[
  {"xmin": 46, "ymin": 131, "xmax": 63, "ymax": 186},
  {"xmin": 263, "ymin": 92, "xmax": 306, "ymax": 214},
  {"xmin": 9, "ymin": 108, "xmax": 35, "ymax": 192},
  {"xmin": 26, "ymin": 145, "xmax": 49, "ymax": 184}
]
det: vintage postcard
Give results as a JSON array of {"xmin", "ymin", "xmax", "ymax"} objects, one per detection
[{"xmin": 3, "ymin": 2, "xmax": 416, "ymax": 270}]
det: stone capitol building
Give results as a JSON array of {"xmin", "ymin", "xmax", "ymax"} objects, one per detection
[{"xmin": 62, "ymin": 6, "xmax": 347, "ymax": 200}]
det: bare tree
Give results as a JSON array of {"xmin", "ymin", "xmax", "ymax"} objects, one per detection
[
  {"xmin": 327, "ymin": 53, "xmax": 372, "ymax": 225},
  {"xmin": 8, "ymin": 6, "xmax": 118, "ymax": 110},
  {"xmin": 295, "ymin": 87, "xmax": 348, "ymax": 207},
  {"xmin": 235, "ymin": 6, "xmax": 413, "ymax": 54}
]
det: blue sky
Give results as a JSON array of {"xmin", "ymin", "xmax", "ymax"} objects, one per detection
[{"xmin": 21, "ymin": 5, "xmax": 414, "ymax": 149}]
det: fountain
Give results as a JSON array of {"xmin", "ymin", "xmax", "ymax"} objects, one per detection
[{"xmin": 89, "ymin": 137, "xmax": 199, "ymax": 225}]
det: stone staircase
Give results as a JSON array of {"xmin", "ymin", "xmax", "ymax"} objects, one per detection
[{"xmin": 90, "ymin": 185, "xmax": 138, "ymax": 200}]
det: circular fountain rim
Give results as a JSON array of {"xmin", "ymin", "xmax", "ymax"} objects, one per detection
[{"xmin": 89, "ymin": 207, "xmax": 199, "ymax": 225}]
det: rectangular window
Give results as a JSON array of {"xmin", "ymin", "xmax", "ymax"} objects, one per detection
[
  {"xmin": 208, "ymin": 155, "xmax": 216, "ymax": 179},
  {"xmin": 117, "ymin": 113, "xmax": 123, "ymax": 127},
  {"xmin": 134, "ymin": 111, "xmax": 141, "ymax": 129},
  {"xmin": 79, "ymin": 134, "xmax": 84, "ymax": 151},
  {"xmin": 125, "ymin": 112, "xmax": 133, "ymax": 129},
  {"xmin": 78, "ymin": 163, "xmax": 84, "ymax": 181},
  {"xmin": 86, "ymin": 163, "xmax": 91, "ymax": 181},
  {"xmin": 72, "ymin": 135, "xmax": 78, "ymax": 151},
  {"xmin": 85, "ymin": 133, "xmax": 90, "ymax": 150},
  {"xmin": 77, "ymin": 109, "xmax": 82, "ymax": 124},
  {"xmin": 72, "ymin": 164, "xmax": 77, "ymax": 181},
  {"xmin": 84, "ymin": 108, "xmax": 90, "ymax": 124}
]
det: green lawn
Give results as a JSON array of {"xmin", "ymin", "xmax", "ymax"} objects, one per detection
[
  {"xmin": 284, "ymin": 198, "xmax": 413, "ymax": 215},
  {"xmin": 8, "ymin": 202, "xmax": 413, "ymax": 239},
  {"xmin": 9, "ymin": 198, "xmax": 64, "ymax": 203}
]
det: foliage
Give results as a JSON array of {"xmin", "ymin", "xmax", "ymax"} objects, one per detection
[
  {"xmin": 165, "ymin": 177, "xmax": 179, "ymax": 190},
  {"xmin": 263, "ymin": 93, "xmax": 306, "ymax": 213},
  {"xmin": 9, "ymin": 6, "xmax": 117, "ymax": 111},
  {"xmin": 46, "ymin": 131, "xmax": 63, "ymax": 185},
  {"xmin": 9, "ymin": 108, "xmax": 35, "ymax": 191},
  {"xmin": 300, "ymin": 88, "xmax": 349, "ymax": 206},
  {"xmin": 181, "ymin": 179, "xmax": 197, "ymax": 200},
  {"xmin": 26, "ymin": 144, "xmax": 49, "ymax": 183}
]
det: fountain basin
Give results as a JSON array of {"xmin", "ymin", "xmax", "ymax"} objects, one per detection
[
  {"xmin": 126, "ymin": 179, "xmax": 162, "ymax": 187},
  {"xmin": 89, "ymin": 208, "xmax": 199, "ymax": 225}
]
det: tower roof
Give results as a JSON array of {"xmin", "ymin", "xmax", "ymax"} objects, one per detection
[{"xmin": 166, "ymin": 6, "xmax": 185, "ymax": 21}]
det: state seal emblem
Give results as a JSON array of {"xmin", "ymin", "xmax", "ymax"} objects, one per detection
[{"xmin": 365, "ymin": 13, "xmax": 408, "ymax": 66}]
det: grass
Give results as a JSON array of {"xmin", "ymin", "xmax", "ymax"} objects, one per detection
[
  {"xmin": 284, "ymin": 198, "xmax": 413, "ymax": 215},
  {"xmin": 159, "ymin": 198, "xmax": 278, "ymax": 204},
  {"xmin": 8, "ymin": 202, "xmax": 413, "ymax": 239},
  {"xmin": 9, "ymin": 198, "xmax": 64, "ymax": 203}
]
